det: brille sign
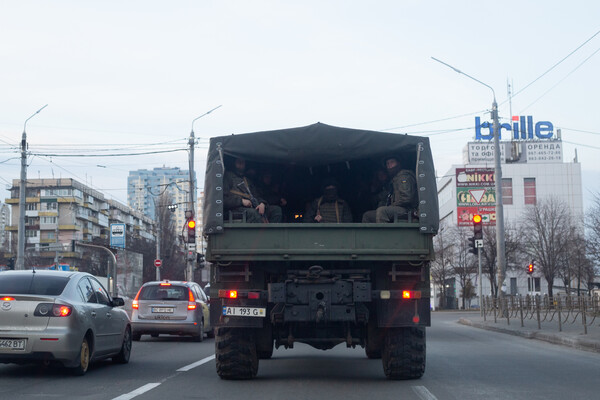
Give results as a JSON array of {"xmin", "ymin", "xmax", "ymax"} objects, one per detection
[{"xmin": 475, "ymin": 115, "xmax": 554, "ymax": 141}]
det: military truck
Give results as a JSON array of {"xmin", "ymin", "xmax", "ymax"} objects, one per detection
[{"xmin": 203, "ymin": 123, "xmax": 438, "ymax": 380}]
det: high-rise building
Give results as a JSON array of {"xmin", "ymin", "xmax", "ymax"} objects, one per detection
[
  {"xmin": 127, "ymin": 167, "xmax": 196, "ymax": 239},
  {"xmin": 0, "ymin": 202, "xmax": 10, "ymax": 251}
]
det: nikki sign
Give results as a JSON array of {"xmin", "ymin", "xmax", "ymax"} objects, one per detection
[{"xmin": 475, "ymin": 115, "xmax": 554, "ymax": 141}]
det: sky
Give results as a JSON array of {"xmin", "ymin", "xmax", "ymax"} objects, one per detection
[{"xmin": 1, "ymin": 1, "xmax": 599, "ymax": 211}]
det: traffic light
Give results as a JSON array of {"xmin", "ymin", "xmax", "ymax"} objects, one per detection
[
  {"xmin": 7, "ymin": 257, "xmax": 15, "ymax": 270},
  {"xmin": 187, "ymin": 219, "xmax": 196, "ymax": 244},
  {"xmin": 467, "ymin": 237, "xmax": 478, "ymax": 255},
  {"xmin": 527, "ymin": 260, "xmax": 535, "ymax": 274},
  {"xmin": 473, "ymin": 214, "xmax": 483, "ymax": 240}
]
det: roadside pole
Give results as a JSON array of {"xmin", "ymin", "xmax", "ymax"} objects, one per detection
[{"xmin": 478, "ymin": 249, "xmax": 483, "ymax": 316}]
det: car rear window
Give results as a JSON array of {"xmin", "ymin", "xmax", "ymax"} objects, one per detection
[
  {"xmin": 0, "ymin": 274, "xmax": 69, "ymax": 295},
  {"xmin": 139, "ymin": 285, "xmax": 188, "ymax": 301}
]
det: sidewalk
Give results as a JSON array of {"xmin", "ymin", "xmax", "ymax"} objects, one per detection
[{"xmin": 458, "ymin": 310, "xmax": 600, "ymax": 353}]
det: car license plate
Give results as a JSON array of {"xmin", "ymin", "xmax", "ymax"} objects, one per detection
[
  {"xmin": 0, "ymin": 338, "xmax": 26, "ymax": 350},
  {"xmin": 222, "ymin": 307, "xmax": 266, "ymax": 317},
  {"xmin": 152, "ymin": 307, "xmax": 174, "ymax": 313}
]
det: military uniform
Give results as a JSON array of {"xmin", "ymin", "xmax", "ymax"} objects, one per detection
[
  {"xmin": 223, "ymin": 170, "xmax": 282, "ymax": 223},
  {"xmin": 305, "ymin": 196, "xmax": 353, "ymax": 223},
  {"xmin": 375, "ymin": 169, "xmax": 418, "ymax": 223}
]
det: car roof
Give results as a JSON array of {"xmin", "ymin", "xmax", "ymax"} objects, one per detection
[
  {"xmin": 142, "ymin": 280, "xmax": 197, "ymax": 287},
  {"xmin": 0, "ymin": 269, "xmax": 88, "ymax": 279}
]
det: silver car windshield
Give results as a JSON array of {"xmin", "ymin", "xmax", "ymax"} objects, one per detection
[{"xmin": 0, "ymin": 274, "xmax": 69, "ymax": 295}]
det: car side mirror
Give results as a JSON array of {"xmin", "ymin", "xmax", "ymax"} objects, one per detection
[{"xmin": 112, "ymin": 297, "xmax": 125, "ymax": 307}]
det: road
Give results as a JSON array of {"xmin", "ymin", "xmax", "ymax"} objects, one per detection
[{"xmin": 1, "ymin": 312, "xmax": 599, "ymax": 400}]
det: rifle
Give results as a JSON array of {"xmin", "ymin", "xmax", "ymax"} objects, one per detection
[{"xmin": 237, "ymin": 180, "xmax": 268, "ymax": 223}]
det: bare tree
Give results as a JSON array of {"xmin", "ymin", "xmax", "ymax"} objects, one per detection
[
  {"xmin": 155, "ymin": 192, "xmax": 185, "ymax": 281},
  {"xmin": 521, "ymin": 197, "xmax": 572, "ymax": 298},
  {"xmin": 448, "ymin": 225, "xmax": 477, "ymax": 309},
  {"xmin": 586, "ymin": 193, "xmax": 600, "ymax": 268},
  {"xmin": 431, "ymin": 225, "xmax": 453, "ymax": 309}
]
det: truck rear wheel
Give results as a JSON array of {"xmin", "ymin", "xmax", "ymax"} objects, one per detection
[
  {"xmin": 215, "ymin": 328, "xmax": 259, "ymax": 380},
  {"xmin": 382, "ymin": 327, "xmax": 426, "ymax": 380}
]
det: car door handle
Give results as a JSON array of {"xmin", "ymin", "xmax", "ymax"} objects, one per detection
[
  {"xmin": 91, "ymin": 311, "xmax": 97, "ymax": 318},
  {"xmin": 106, "ymin": 313, "xmax": 112, "ymax": 318}
]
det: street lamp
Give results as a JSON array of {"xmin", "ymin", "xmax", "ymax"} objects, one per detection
[
  {"xmin": 16, "ymin": 104, "xmax": 48, "ymax": 270},
  {"xmin": 185, "ymin": 105, "xmax": 222, "ymax": 281},
  {"xmin": 432, "ymin": 57, "xmax": 507, "ymax": 300}
]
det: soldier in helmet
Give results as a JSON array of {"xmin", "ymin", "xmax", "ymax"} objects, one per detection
[{"xmin": 374, "ymin": 156, "xmax": 418, "ymax": 222}]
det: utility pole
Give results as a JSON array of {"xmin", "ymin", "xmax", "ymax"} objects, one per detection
[
  {"xmin": 16, "ymin": 104, "xmax": 47, "ymax": 270},
  {"xmin": 432, "ymin": 58, "xmax": 507, "ymax": 301},
  {"xmin": 187, "ymin": 105, "xmax": 222, "ymax": 281}
]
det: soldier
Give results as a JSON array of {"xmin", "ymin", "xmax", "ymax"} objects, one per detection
[
  {"xmin": 374, "ymin": 156, "xmax": 418, "ymax": 223},
  {"xmin": 223, "ymin": 158, "xmax": 283, "ymax": 223},
  {"xmin": 305, "ymin": 178, "xmax": 353, "ymax": 223},
  {"xmin": 361, "ymin": 168, "xmax": 389, "ymax": 223}
]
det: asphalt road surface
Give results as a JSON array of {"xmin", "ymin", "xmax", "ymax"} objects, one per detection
[{"xmin": 2, "ymin": 312, "xmax": 599, "ymax": 400}]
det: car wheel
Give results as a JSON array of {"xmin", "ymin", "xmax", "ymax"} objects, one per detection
[
  {"xmin": 193, "ymin": 319, "xmax": 205, "ymax": 342},
  {"xmin": 70, "ymin": 337, "xmax": 91, "ymax": 376},
  {"xmin": 113, "ymin": 326, "xmax": 132, "ymax": 364}
]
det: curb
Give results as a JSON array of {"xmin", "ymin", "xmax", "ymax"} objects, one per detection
[{"xmin": 458, "ymin": 318, "xmax": 600, "ymax": 354}]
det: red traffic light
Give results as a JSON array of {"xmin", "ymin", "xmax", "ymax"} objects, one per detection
[
  {"xmin": 473, "ymin": 214, "xmax": 482, "ymax": 224},
  {"xmin": 527, "ymin": 263, "xmax": 534, "ymax": 274},
  {"xmin": 187, "ymin": 220, "xmax": 196, "ymax": 229}
]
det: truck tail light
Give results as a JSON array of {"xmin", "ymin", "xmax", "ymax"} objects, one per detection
[
  {"xmin": 218, "ymin": 290, "xmax": 238, "ymax": 299},
  {"xmin": 402, "ymin": 290, "xmax": 421, "ymax": 299}
]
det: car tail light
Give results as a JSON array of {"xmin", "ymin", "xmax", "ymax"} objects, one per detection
[
  {"xmin": 188, "ymin": 289, "xmax": 197, "ymax": 310},
  {"xmin": 34, "ymin": 303, "xmax": 72, "ymax": 317},
  {"xmin": 1, "ymin": 296, "xmax": 15, "ymax": 301},
  {"xmin": 132, "ymin": 288, "xmax": 142, "ymax": 309},
  {"xmin": 160, "ymin": 282, "xmax": 172, "ymax": 286}
]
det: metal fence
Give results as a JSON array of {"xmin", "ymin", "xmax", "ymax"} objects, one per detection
[{"xmin": 482, "ymin": 294, "xmax": 600, "ymax": 335}]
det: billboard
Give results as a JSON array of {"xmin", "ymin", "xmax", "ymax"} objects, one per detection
[{"xmin": 456, "ymin": 168, "xmax": 496, "ymax": 226}]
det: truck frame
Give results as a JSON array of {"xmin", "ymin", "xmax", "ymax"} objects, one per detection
[{"xmin": 202, "ymin": 123, "xmax": 439, "ymax": 379}]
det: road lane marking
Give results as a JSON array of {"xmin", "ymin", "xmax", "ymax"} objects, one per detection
[
  {"xmin": 112, "ymin": 383, "xmax": 161, "ymax": 400},
  {"xmin": 177, "ymin": 354, "xmax": 215, "ymax": 371},
  {"xmin": 412, "ymin": 386, "xmax": 438, "ymax": 400}
]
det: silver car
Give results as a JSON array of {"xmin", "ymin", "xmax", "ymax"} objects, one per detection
[
  {"xmin": 0, "ymin": 270, "xmax": 132, "ymax": 375},
  {"xmin": 131, "ymin": 280, "xmax": 212, "ymax": 341}
]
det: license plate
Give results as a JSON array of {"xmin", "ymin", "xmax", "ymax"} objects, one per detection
[
  {"xmin": 222, "ymin": 307, "xmax": 266, "ymax": 317},
  {"xmin": 0, "ymin": 338, "xmax": 26, "ymax": 350},
  {"xmin": 152, "ymin": 307, "xmax": 174, "ymax": 313}
]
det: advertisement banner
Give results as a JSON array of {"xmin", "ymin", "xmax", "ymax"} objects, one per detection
[{"xmin": 456, "ymin": 168, "xmax": 497, "ymax": 226}]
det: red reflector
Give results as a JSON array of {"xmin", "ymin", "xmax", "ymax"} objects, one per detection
[
  {"xmin": 248, "ymin": 292, "xmax": 260, "ymax": 299},
  {"xmin": 413, "ymin": 315, "xmax": 420, "ymax": 324},
  {"xmin": 1, "ymin": 297, "xmax": 15, "ymax": 301},
  {"xmin": 40, "ymin": 338, "xmax": 59, "ymax": 341}
]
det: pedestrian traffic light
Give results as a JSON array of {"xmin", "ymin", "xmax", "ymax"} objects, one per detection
[
  {"xmin": 473, "ymin": 214, "xmax": 483, "ymax": 240},
  {"xmin": 7, "ymin": 257, "xmax": 15, "ymax": 270},
  {"xmin": 187, "ymin": 219, "xmax": 196, "ymax": 244},
  {"xmin": 467, "ymin": 236, "xmax": 478, "ymax": 255}
]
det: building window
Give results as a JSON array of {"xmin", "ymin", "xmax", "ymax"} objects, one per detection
[
  {"xmin": 502, "ymin": 178, "xmax": 513, "ymax": 205},
  {"xmin": 510, "ymin": 277, "xmax": 517, "ymax": 295},
  {"xmin": 27, "ymin": 203, "xmax": 38, "ymax": 211},
  {"xmin": 528, "ymin": 277, "xmax": 541, "ymax": 292},
  {"xmin": 26, "ymin": 230, "xmax": 38, "ymax": 238},
  {"xmin": 524, "ymin": 178, "xmax": 536, "ymax": 205}
]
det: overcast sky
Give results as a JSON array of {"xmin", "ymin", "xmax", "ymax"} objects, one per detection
[{"xmin": 1, "ymin": 1, "xmax": 599, "ymax": 210}]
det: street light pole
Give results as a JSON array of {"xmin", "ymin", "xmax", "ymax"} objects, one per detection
[
  {"xmin": 432, "ymin": 57, "xmax": 507, "ymax": 300},
  {"xmin": 187, "ymin": 105, "xmax": 222, "ymax": 281},
  {"xmin": 16, "ymin": 104, "xmax": 48, "ymax": 270}
]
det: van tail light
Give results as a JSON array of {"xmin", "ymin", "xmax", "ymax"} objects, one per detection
[{"xmin": 188, "ymin": 289, "xmax": 197, "ymax": 310}]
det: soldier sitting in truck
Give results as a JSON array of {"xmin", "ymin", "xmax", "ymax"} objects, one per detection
[
  {"xmin": 375, "ymin": 156, "xmax": 418, "ymax": 222},
  {"xmin": 304, "ymin": 178, "xmax": 353, "ymax": 223},
  {"xmin": 223, "ymin": 157, "xmax": 283, "ymax": 223}
]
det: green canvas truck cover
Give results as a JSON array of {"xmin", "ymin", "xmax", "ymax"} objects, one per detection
[{"xmin": 203, "ymin": 122, "xmax": 439, "ymax": 235}]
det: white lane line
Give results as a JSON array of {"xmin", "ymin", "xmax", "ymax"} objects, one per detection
[
  {"xmin": 412, "ymin": 386, "xmax": 438, "ymax": 400},
  {"xmin": 112, "ymin": 383, "xmax": 161, "ymax": 400},
  {"xmin": 177, "ymin": 354, "xmax": 216, "ymax": 372}
]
